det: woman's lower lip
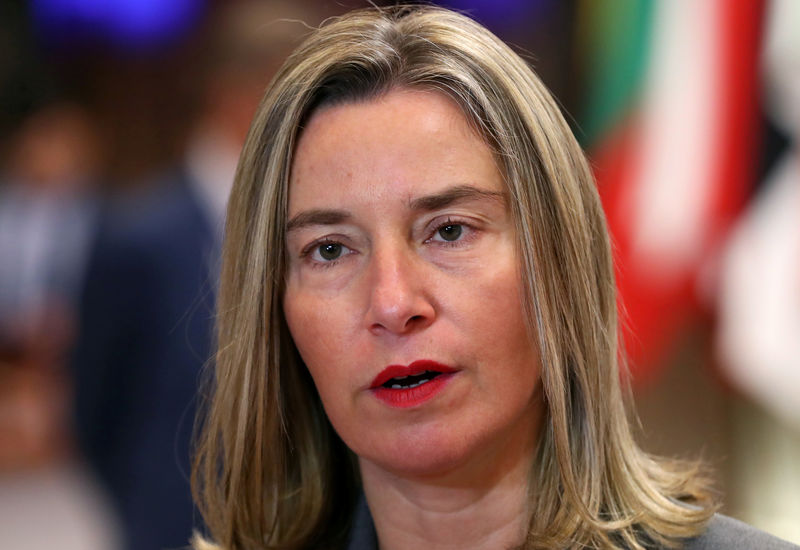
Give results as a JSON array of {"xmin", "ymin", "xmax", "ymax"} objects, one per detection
[{"xmin": 371, "ymin": 372, "xmax": 455, "ymax": 408}]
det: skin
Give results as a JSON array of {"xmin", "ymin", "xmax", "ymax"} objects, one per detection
[{"xmin": 283, "ymin": 88, "xmax": 543, "ymax": 550}]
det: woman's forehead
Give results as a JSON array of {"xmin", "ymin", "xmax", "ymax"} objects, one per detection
[{"xmin": 287, "ymin": 88, "xmax": 505, "ymax": 216}]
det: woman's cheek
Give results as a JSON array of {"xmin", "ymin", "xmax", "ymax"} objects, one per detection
[{"xmin": 286, "ymin": 291, "xmax": 357, "ymax": 387}]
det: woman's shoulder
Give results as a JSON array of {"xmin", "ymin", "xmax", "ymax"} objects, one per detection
[{"xmin": 682, "ymin": 515, "xmax": 799, "ymax": 549}]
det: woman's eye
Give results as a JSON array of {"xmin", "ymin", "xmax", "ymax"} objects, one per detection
[
  {"xmin": 312, "ymin": 242, "xmax": 348, "ymax": 262},
  {"xmin": 435, "ymin": 224, "xmax": 463, "ymax": 242}
]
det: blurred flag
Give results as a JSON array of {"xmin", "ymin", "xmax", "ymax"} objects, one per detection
[
  {"xmin": 716, "ymin": 0, "xmax": 800, "ymax": 427},
  {"xmin": 578, "ymin": 0, "xmax": 764, "ymax": 381}
]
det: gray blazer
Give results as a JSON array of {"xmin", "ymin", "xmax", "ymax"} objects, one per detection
[
  {"xmin": 684, "ymin": 515, "xmax": 799, "ymax": 549},
  {"xmin": 346, "ymin": 495, "xmax": 799, "ymax": 549}
]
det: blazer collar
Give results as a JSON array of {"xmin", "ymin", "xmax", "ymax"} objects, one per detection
[{"xmin": 346, "ymin": 493, "xmax": 378, "ymax": 550}]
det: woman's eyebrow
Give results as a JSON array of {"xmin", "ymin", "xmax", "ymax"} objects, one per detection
[
  {"xmin": 286, "ymin": 185, "xmax": 504, "ymax": 232},
  {"xmin": 409, "ymin": 184, "xmax": 506, "ymax": 211},
  {"xmin": 286, "ymin": 209, "xmax": 351, "ymax": 232}
]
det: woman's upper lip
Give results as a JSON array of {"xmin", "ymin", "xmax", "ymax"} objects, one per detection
[{"xmin": 369, "ymin": 359, "xmax": 458, "ymax": 389}]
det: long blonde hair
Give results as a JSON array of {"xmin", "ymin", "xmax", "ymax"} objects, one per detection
[{"xmin": 192, "ymin": 6, "xmax": 715, "ymax": 549}]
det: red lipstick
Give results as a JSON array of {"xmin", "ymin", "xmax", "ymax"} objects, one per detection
[{"xmin": 370, "ymin": 360, "xmax": 457, "ymax": 408}]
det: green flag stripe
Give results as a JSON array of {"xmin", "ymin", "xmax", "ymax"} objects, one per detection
[{"xmin": 577, "ymin": 0, "xmax": 654, "ymax": 147}]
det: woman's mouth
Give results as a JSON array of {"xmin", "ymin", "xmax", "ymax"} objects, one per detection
[{"xmin": 370, "ymin": 360, "xmax": 457, "ymax": 408}]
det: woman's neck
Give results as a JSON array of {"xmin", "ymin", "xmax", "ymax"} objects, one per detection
[{"xmin": 359, "ymin": 419, "xmax": 538, "ymax": 550}]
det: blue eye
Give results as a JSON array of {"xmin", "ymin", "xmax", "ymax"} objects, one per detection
[{"xmin": 437, "ymin": 224, "xmax": 462, "ymax": 241}]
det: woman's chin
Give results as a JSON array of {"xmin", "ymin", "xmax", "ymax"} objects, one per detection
[
  {"xmin": 355, "ymin": 430, "xmax": 489, "ymax": 481},
  {"xmin": 361, "ymin": 451, "xmax": 469, "ymax": 481},
  {"xmin": 347, "ymin": 403, "xmax": 541, "ymax": 482}
]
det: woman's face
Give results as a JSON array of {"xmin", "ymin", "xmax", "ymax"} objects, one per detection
[{"xmin": 283, "ymin": 88, "xmax": 542, "ymax": 477}]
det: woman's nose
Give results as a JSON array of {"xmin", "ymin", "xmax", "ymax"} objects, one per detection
[{"xmin": 364, "ymin": 246, "xmax": 435, "ymax": 336}]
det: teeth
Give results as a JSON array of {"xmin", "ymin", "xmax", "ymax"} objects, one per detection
[
  {"xmin": 389, "ymin": 378, "xmax": 431, "ymax": 390},
  {"xmin": 382, "ymin": 371, "xmax": 444, "ymax": 390}
]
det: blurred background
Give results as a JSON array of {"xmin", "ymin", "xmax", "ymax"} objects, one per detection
[{"xmin": 0, "ymin": 0, "xmax": 797, "ymax": 548}]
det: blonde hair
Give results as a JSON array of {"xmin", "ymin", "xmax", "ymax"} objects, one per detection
[{"xmin": 193, "ymin": 6, "xmax": 715, "ymax": 549}]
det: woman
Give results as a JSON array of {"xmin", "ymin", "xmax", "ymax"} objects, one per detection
[{"xmin": 192, "ymin": 6, "xmax": 795, "ymax": 550}]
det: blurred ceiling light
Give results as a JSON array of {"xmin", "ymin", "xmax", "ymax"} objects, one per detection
[{"xmin": 31, "ymin": 0, "xmax": 206, "ymax": 50}]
